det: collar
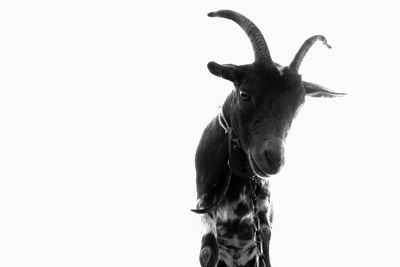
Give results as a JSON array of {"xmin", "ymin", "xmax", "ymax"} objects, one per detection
[
  {"xmin": 218, "ymin": 109, "xmax": 231, "ymax": 135},
  {"xmin": 218, "ymin": 108, "xmax": 253, "ymax": 178}
]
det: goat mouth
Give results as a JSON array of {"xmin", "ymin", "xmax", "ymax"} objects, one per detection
[{"xmin": 249, "ymin": 155, "xmax": 270, "ymax": 179}]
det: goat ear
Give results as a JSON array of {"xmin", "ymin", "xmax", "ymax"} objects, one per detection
[
  {"xmin": 207, "ymin": 61, "xmax": 238, "ymax": 83},
  {"xmin": 304, "ymin": 81, "xmax": 346, "ymax": 98}
]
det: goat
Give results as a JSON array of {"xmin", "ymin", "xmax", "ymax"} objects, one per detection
[{"xmin": 192, "ymin": 10, "xmax": 344, "ymax": 267}]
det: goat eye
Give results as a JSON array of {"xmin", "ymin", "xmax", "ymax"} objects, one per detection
[{"xmin": 239, "ymin": 91, "xmax": 250, "ymax": 101}]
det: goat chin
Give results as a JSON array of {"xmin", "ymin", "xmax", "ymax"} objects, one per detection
[
  {"xmin": 255, "ymin": 172, "xmax": 270, "ymax": 179},
  {"xmin": 248, "ymin": 156, "xmax": 271, "ymax": 179}
]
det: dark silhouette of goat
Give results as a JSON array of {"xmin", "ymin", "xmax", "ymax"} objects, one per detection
[{"xmin": 193, "ymin": 10, "xmax": 344, "ymax": 267}]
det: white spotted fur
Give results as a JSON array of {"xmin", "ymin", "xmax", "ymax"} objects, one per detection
[{"xmin": 198, "ymin": 180, "xmax": 272, "ymax": 266}]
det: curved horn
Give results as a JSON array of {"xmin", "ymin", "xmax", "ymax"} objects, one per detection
[
  {"xmin": 208, "ymin": 10, "xmax": 272, "ymax": 64},
  {"xmin": 289, "ymin": 35, "xmax": 331, "ymax": 73}
]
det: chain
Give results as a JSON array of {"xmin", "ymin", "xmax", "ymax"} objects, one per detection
[
  {"xmin": 218, "ymin": 108, "xmax": 265, "ymax": 266},
  {"xmin": 249, "ymin": 176, "xmax": 264, "ymax": 267}
]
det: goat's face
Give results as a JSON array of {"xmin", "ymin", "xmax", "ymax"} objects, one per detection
[
  {"xmin": 208, "ymin": 10, "xmax": 344, "ymax": 178},
  {"xmin": 234, "ymin": 64, "xmax": 305, "ymax": 177},
  {"xmin": 210, "ymin": 62, "xmax": 305, "ymax": 177}
]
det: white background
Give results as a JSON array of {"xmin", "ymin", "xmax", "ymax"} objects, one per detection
[{"xmin": 1, "ymin": 1, "xmax": 399, "ymax": 266}]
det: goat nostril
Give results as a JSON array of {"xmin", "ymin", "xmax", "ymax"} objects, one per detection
[{"xmin": 264, "ymin": 151, "xmax": 282, "ymax": 168}]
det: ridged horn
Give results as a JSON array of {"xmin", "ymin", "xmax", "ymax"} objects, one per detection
[
  {"xmin": 208, "ymin": 10, "xmax": 272, "ymax": 64},
  {"xmin": 290, "ymin": 35, "xmax": 331, "ymax": 73}
]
